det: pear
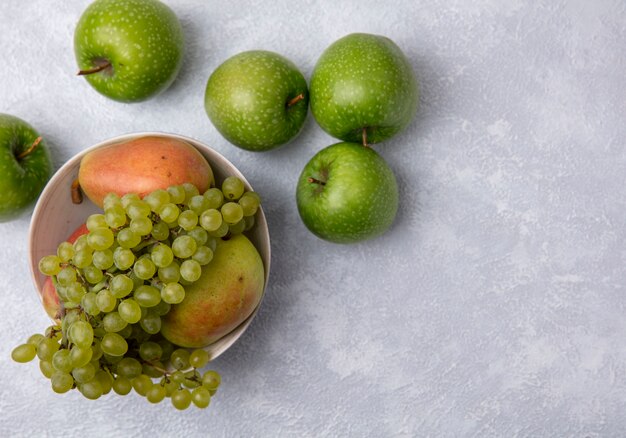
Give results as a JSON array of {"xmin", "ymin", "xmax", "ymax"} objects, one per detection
[{"xmin": 161, "ymin": 234, "xmax": 265, "ymax": 348}]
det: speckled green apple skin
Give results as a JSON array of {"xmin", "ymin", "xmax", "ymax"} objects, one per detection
[
  {"xmin": 74, "ymin": 0, "xmax": 184, "ymax": 103},
  {"xmin": 310, "ymin": 33, "xmax": 418, "ymax": 144},
  {"xmin": 296, "ymin": 142, "xmax": 398, "ymax": 243},
  {"xmin": 0, "ymin": 114, "xmax": 52, "ymax": 222},
  {"xmin": 204, "ymin": 50, "xmax": 309, "ymax": 152}
]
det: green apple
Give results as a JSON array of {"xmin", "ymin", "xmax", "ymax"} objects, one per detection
[
  {"xmin": 74, "ymin": 0, "xmax": 184, "ymax": 103},
  {"xmin": 310, "ymin": 33, "xmax": 418, "ymax": 145},
  {"xmin": 204, "ymin": 50, "xmax": 309, "ymax": 152},
  {"xmin": 296, "ymin": 142, "xmax": 398, "ymax": 243},
  {"xmin": 0, "ymin": 114, "xmax": 53, "ymax": 222}
]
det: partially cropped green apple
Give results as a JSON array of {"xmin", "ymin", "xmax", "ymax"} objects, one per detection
[
  {"xmin": 310, "ymin": 33, "xmax": 418, "ymax": 144},
  {"xmin": 204, "ymin": 50, "xmax": 309, "ymax": 151},
  {"xmin": 0, "ymin": 114, "xmax": 53, "ymax": 222},
  {"xmin": 74, "ymin": 0, "xmax": 184, "ymax": 103},
  {"xmin": 296, "ymin": 142, "xmax": 398, "ymax": 243}
]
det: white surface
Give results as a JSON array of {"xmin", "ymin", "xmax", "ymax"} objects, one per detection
[{"xmin": 1, "ymin": 1, "xmax": 625, "ymax": 436}]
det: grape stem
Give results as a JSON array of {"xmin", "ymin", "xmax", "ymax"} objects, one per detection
[{"xmin": 17, "ymin": 136, "xmax": 42, "ymax": 160}]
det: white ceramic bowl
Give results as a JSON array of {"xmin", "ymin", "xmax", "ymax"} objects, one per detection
[{"xmin": 28, "ymin": 132, "xmax": 271, "ymax": 360}]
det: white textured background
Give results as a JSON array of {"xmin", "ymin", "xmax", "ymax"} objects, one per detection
[{"xmin": 1, "ymin": 0, "xmax": 625, "ymax": 436}]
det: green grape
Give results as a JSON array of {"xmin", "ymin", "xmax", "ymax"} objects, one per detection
[
  {"xmin": 182, "ymin": 370, "xmax": 201, "ymax": 388},
  {"xmin": 86, "ymin": 213, "xmax": 108, "ymax": 231},
  {"xmin": 83, "ymin": 265, "xmax": 104, "ymax": 284},
  {"xmin": 151, "ymin": 243, "xmax": 174, "ymax": 268},
  {"xmin": 27, "ymin": 333, "xmax": 45, "ymax": 346},
  {"xmin": 103, "ymin": 193, "xmax": 122, "ymax": 209},
  {"xmin": 171, "ymin": 388, "xmax": 192, "ymax": 410},
  {"xmin": 163, "ymin": 379, "xmax": 179, "ymax": 397},
  {"xmin": 158, "ymin": 203, "xmax": 180, "ymax": 223},
  {"xmin": 139, "ymin": 341, "xmax": 163, "ymax": 362},
  {"xmin": 95, "ymin": 370, "xmax": 114, "ymax": 395},
  {"xmin": 110, "ymin": 274, "xmax": 134, "ymax": 298},
  {"xmin": 172, "ymin": 235, "xmax": 196, "ymax": 259},
  {"xmin": 91, "ymin": 339, "xmax": 103, "ymax": 361},
  {"xmin": 131, "ymin": 374, "xmax": 153, "ymax": 396},
  {"xmin": 79, "ymin": 380, "xmax": 103, "ymax": 400},
  {"xmin": 57, "ymin": 241, "xmax": 75, "ymax": 262},
  {"xmin": 157, "ymin": 339, "xmax": 174, "ymax": 362},
  {"xmin": 170, "ymin": 370, "xmax": 185, "ymax": 384},
  {"xmin": 69, "ymin": 346, "xmax": 93, "ymax": 368},
  {"xmin": 51, "ymin": 371, "xmax": 74, "ymax": 394},
  {"xmin": 45, "ymin": 326, "xmax": 63, "ymax": 341},
  {"xmin": 118, "ymin": 323, "xmax": 133, "ymax": 340},
  {"xmin": 202, "ymin": 370, "xmax": 221, "ymax": 390},
  {"xmin": 221, "ymin": 202, "xmax": 244, "ymax": 225},
  {"xmin": 39, "ymin": 255, "xmax": 62, "ymax": 276},
  {"xmin": 37, "ymin": 337, "xmax": 60, "ymax": 361},
  {"xmin": 117, "ymin": 228, "xmax": 141, "ymax": 249},
  {"xmin": 121, "ymin": 193, "xmax": 141, "ymax": 209},
  {"xmin": 158, "ymin": 262, "xmax": 180, "ymax": 283},
  {"xmin": 130, "ymin": 324, "xmax": 151, "ymax": 344},
  {"xmin": 222, "ymin": 176, "xmax": 245, "ymax": 200},
  {"xmin": 238, "ymin": 191, "xmax": 261, "ymax": 216},
  {"xmin": 188, "ymin": 195, "xmax": 209, "ymax": 215},
  {"xmin": 118, "ymin": 299, "xmax": 142, "ymax": 324},
  {"xmin": 244, "ymin": 215, "xmax": 256, "ymax": 231},
  {"xmin": 73, "ymin": 234, "xmax": 90, "ymax": 252},
  {"xmin": 148, "ymin": 189, "xmax": 171, "ymax": 209},
  {"xmin": 72, "ymin": 363, "xmax": 96, "ymax": 384},
  {"xmin": 192, "ymin": 246, "xmax": 213, "ymax": 266},
  {"xmin": 178, "ymin": 210, "xmax": 198, "ymax": 231},
  {"xmin": 128, "ymin": 270, "xmax": 145, "ymax": 291},
  {"xmin": 81, "ymin": 292, "xmax": 100, "ymax": 316},
  {"xmin": 66, "ymin": 282, "xmax": 86, "ymax": 303},
  {"xmin": 39, "ymin": 360, "xmax": 55, "ymax": 378},
  {"xmin": 130, "ymin": 217, "xmax": 153, "ymax": 236},
  {"xmin": 73, "ymin": 249, "xmax": 93, "ymax": 269},
  {"xmin": 189, "ymin": 349, "xmax": 209, "ymax": 369},
  {"xmin": 52, "ymin": 349, "xmax": 73, "ymax": 373},
  {"xmin": 151, "ymin": 220, "xmax": 170, "ymax": 241},
  {"xmin": 116, "ymin": 357, "xmax": 142, "ymax": 378},
  {"xmin": 161, "ymin": 282, "xmax": 185, "ymax": 304},
  {"xmin": 206, "ymin": 237, "xmax": 218, "ymax": 252},
  {"xmin": 112, "ymin": 376, "xmax": 132, "ymax": 395},
  {"xmin": 167, "ymin": 185, "xmax": 186, "ymax": 204},
  {"xmin": 103, "ymin": 352, "xmax": 123, "ymax": 364},
  {"xmin": 209, "ymin": 221, "xmax": 229, "ymax": 238},
  {"xmin": 70, "ymin": 321, "xmax": 94, "ymax": 349},
  {"xmin": 92, "ymin": 249, "xmax": 114, "ymax": 270},
  {"xmin": 57, "ymin": 267, "xmax": 77, "ymax": 286},
  {"xmin": 146, "ymin": 384, "xmax": 167, "ymax": 403},
  {"xmin": 88, "ymin": 228, "xmax": 115, "ymax": 251},
  {"xmin": 103, "ymin": 312, "xmax": 128, "ymax": 333},
  {"xmin": 140, "ymin": 312, "xmax": 161, "ymax": 334},
  {"xmin": 188, "ymin": 227, "xmax": 208, "ymax": 246},
  {"xmin": 133, "ymin": 257, "xmax": 156, "ymax": 280},
  {"xmin": 152, "ymin": 300, "xmax": 171, "ymax": 316},
  {"xmin": 182, "ymin": 183, "xmax": 199, "ymax": 202},
  {"xmin": 192, "ymin": 387, "xmax": 211, "ymax": 408},
  {"xmin": 101, "ymin": 332, "xmax": 128, "ymax": 356},
  {"xmin": 203, "ymin": 187, "xmax": 224, "ymax": 209},
  {"xmin": 199, "ymin": 209, "xmax": 222, "ymax": 232},
  {"xmin": 104, "ymin": 205, "xmax": 127, "ymax": 228},
  {"xmin": 143, "ymin": 361, "xmax": 166, "ymax": 378},
  {"xmin": 170, "ymin": 349, "xmax": 191, "ymax": 370},
  {"xmin": 134, "ymin": 285, "xmax": 161, "ymax": 307},
  {"xmin": 96, "ymin": 289, "xmax": 117, "ymax": 313},
  {"xmin": 229, "ymin": 218, "xmax": 246, "ymax": 235},
  {"xmin": 125, "ymin": 200, "xmax": 151, "ymax": 219},
  {"xmin": 180, "ymin": 260, "xmax": 201, "ymax": 282},
  {"xmin": 11, "ymin": 343, "xmax": 36, "ymax": 363}
]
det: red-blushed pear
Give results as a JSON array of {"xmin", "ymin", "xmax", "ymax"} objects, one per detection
[
  {"xmin": 160, "ymin": 234, "xmax": 265, "ymax": 348},
  {"xmin": 78, "ymin": 136, "xmax": 214, "ymax": 208},
  {"xmin": 41, "ymin": 224, "xmax": 89, "ymax": 320}
]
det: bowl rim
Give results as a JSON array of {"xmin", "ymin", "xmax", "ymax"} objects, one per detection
[{"xmin": 28, "ymin": 131, "xmax": 271, "ymax": 360}]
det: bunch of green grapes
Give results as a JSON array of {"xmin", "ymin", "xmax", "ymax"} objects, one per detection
[{"xmin": 11, "ymin": 177, "xmax": 261, "ymax": 410}]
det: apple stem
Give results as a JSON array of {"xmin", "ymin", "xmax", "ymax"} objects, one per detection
[
  {"xmin": 362, "ymin": 127, "xmax": 370, "ymax": 147},
  {"xmin": 287, "ymin": 93, "xmax": 305, "ymax": 108},
  {"xmin": 71, "ymin": 178, "xmax": 83, "ymax": 204},
  {"xmin": 307, "ymin": 177, "xmax": 326, "ymax": 186},
  {"xmin": 77, "ymin": 61, "xmax": 112, "ymax": 76},
  {"xmin": 16, "ymin": 136, "xmax": 42, "ymax": 160}
]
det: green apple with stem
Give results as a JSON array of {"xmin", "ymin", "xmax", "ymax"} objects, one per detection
[
  {"xmin": 0, "ymin": 114, "xmax": 53, "ymax": 222},
  {"xmin": 296, "ymin": 142, "xmax": 398, "ymax": 243},
  {"xmin": 204, "ymin": 50, "xmax": 309, "ymax": 151},
  {"xmin": 74, "ymin": 0, "xmax": 184, "ymax": 103},
  {"xmin": 310, "ymin": 33, "xmax": 418, "ymax": 145}
]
